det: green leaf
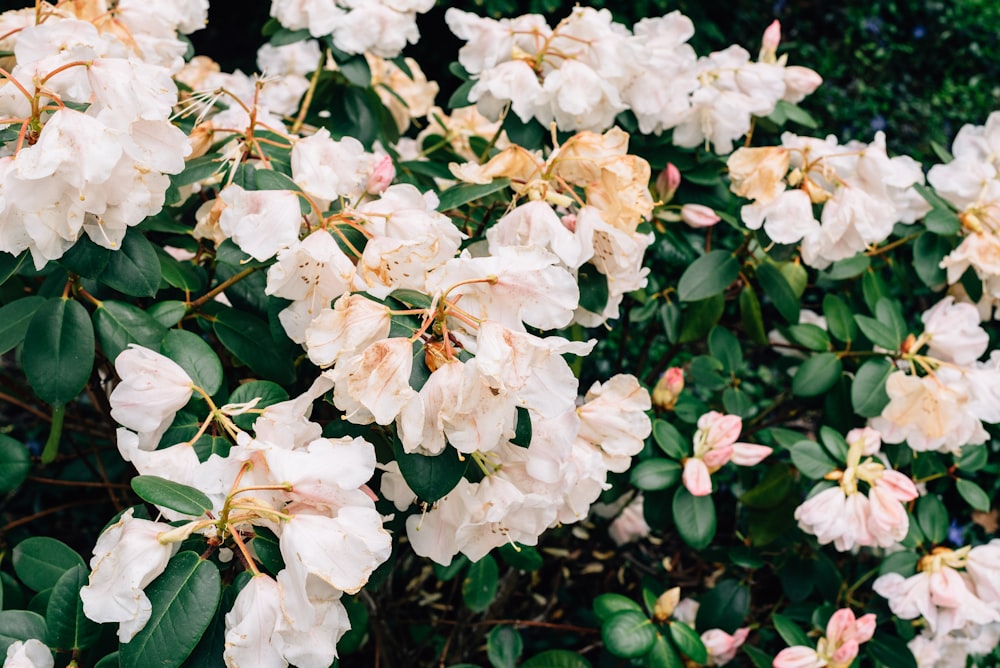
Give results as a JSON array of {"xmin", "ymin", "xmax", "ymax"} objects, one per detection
[
  {"xmin": 818, "ymin": 426, "xmax": 849, "ymax": 462},
  {"xmin": 678, "ymin": 294, "xmax": 725, "ymax": 343},
  {"xmin": 661, "ymin": 301, "xmax": 681, "ymax": 343},
  {"xmin": 743, "ymin": 644, "xmax": 773, "ymax": 668},
  {"xmin": 854, "ymin": 315, "xmax": 899, "ymax": 350},
  {"xmin": 791, "ymin": 353, "xmax": 842, "ymax": 397},
  {"xmin": 913, "ymin": 232, "xmax": 951, "ymax": 288},
  {"xmin": 0, "ymin": 251, "xmax": 27, "ymax": 287},
  {"xmin": 0, "ymin": 435, "xmax": 30, "ymax": 493},
  {"xmin": 521, "ymin": 650, "xmax": 592, "ymax": 668},
  {"xmin": 161, "ymin": 329, "xmax": 223, "ymax": 396},
  {"xmin": 956, "ymin": 479, "xmax": 991, "ymax": 511},
  {"xmin": 601, "ymin": 610, "xmax": 656, "ymax": 658},
  {"xmin": 790, "ymin": 441, "xmax": 839, "ymax": 479},
  {"xmin": 821, "ymin": 253, "xmax": 870, "ymax": 280},
  {"xmin": 916, "ymin": 495, "xmax": 948, "ymax": 544},
  {"xmin": 95, "ymin": 652, "xmax": 120, "ymax": 668},
  {"xmin": 593, "ymin": 593, "xmax": 643, "ymax": 621},
  {"xmin": 213, "ymin": 308, "xmax": 296, "ymax": 385},
  {"xmin": 0, "ymin": 611, "xmax": 46, "ymax": 656},
  {"xmin": 862, "ymin": 270, "xmax": 889, "ymax": 314},
  {"xmin": 722, "ymin": 387, "xmax": 753, "ymax": 417},
  {"xmin": 669, "ymin": 622, "xmax": 707, "ymax": 663},
  {"xmin": 756, "ymin": 263, "xmax": 800, "ymax": 323},
  {"xmin": 672, "ymin": 487, "xmax": 716, "ymax": 550},
  {"xmin": 100, "ymin": 231, "xmax": 161, "ymax": 297},
  {"xmin": 155, "ymin": 249, "xmax": 206, "ymax": 292},
  {"xmin": 822, "ymin": 294, "xmax": 857, "ymax": 344},
  {"xmin": 60, "ymin": 237, "xmax": 111, "ymax": 279},
  {"xmin": 696, "ymin": 580, "xmax": 749, "ymax": 634},
  {"xmin": 851, "ymin": 357, "xmax": 893, "ymax": 417},
  {"xmin": 708, "ymin": 326, "xmax": 742, "ymax": 373},
  {"xmin": 677, "ymin": 250, "xmax": 739, "ymax": 302},
  {"xmin": 653, "ymin": 420, "xmax": 688, "ymax": 460},
  {"xmin": 131, "ymin": 476, "xmax": 213, "ymax": 517},
  {"xmin": 772, "ymin": 613, "xmax": 811, "ymax": 648},
  {"xmin": 867, "ymin": 635, "xmax": 918, "ymax": 668},
  {"xmin": 94, "ymin": 301, "xmax": 167, "ymax": 362},
  {"xmin": 630, "ymin": 459, "xmax": 682, "ymax": 491},
  {"xmin": 511, "ymin": 406, "xmax": 532, "ymax": 447},
  {"xmin": 914, "ymin": 183, "xmax": 961, "ymax": 235},
  {"xmin": 739, "ymin": 464, "xmax": 794, "ymax": 509},
  {"xmin": 956, "ymin": 444, "xmax": 988, "ymax": 472},
  {"xmin": 874, "ymin": 298, "xmax": 907, "ymax": 347},
  {"xmin": 45, "ymin": 564, "xmax": 100, "ymax": 651},
  {"xmin": 487, "ymin": 625, "xmax": 523, "ymax": 668},
  {"xmin": 447, "ymin": 78, "xmax": 476, "ymax": 109},
  {"xmin": 739, "ymin": 285, "xmax": 768, "ymax": 344},
  {"xmin": 577, "ymin": 264, "xmax": 609, "ymax": 314},
  {"xmin": 226, "ymin": 381, "xmax": 289, "ymax": 431},
  {"xmin": 250, "ymin": 528, "xmax": 284, "ymax": 575},
  {"xmin": 120, "ymin": 552, "xmax": 221, "ymax": 668},
  {"xmin": 879, "ymin": 550, "xmax": 919, "ymax": 577},
  {"xmin": 148, "ymin": 301, "xmax": 188, "ymax": 328},
  {"xmin": 502, "ymin": 113, "xmax": 545, "ymax": 147},
  {"xmin": 0, "ymin": 296, "xmax": 45, "ymax": 355},
  {"xmin": 647, "ymin": 635, "xmax": 684, "ymax": 668},
  {"xmin": 436, "ymin": 178, "xmax": 511, "ymax": 211},
  {"xmin": 392, "ymin": 437, "xmax": 467, "ymax": 503},
  {"xmin": 333, "ymin": 51, "xmax": 372, "ymax": 88},
  {"xmin": 23, "ymin": 298, "xmax": 95, "ymax": 406},
  {"xmin": 462, "ymin": 555, "xmax": 498, "ymax": 613},
  {"xmin": 689, "ymin": 355, "xmax": 727, "ymax": 390},
  {"xmin": 783, "ymin": 324, "xmax": 830, "ymax": 351},
  {"xmin": 497, "ymin": 543, "xmax": 543, "ymax": 572},
  {"xmin": 12, "ymin": 538, "xmax": 85, "ymax": 593}
]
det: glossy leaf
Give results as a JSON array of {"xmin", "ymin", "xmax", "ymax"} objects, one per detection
[
  {"xmin": 0, "ymin": 435, "xmax": 30, "ymax": 493},
  {"xmin": 630, "ymin": 459, "xmax": 682, "ymax": 491},
  {"xmin": 790, "ymin": 441, "xmax": 839, "ymax": 479},
  {"xmin": 672, "ymin": 487, "xmax": 716, "ymax": 550},
  {"xmin": 392, "ymin": 437, "xmax": 467, "ymax": 503},
  {"xmin": 23, "ymin": 298, "xmax": 95, "ymax": 406},
  {"xmin": 487, "ymin": 625, "xmax": 523, "ymax": 668},
  {"xmin": 593, "ymin": 593, "xmax": 643, "ymax": 621},
  {"xmin": 739, "ymin": 285, "xmax": 768, "ymax": 344},
  {"xmin": 94, "ymin": 301, "xmax": 167, "ymax": 362},
  {"xmin": 757, "ymin": 262, "xmax": 800, "ymax": 323},
  {"xmin": 677, "ymin": 250, "xmax": 739, "ymax": 302},
  {"xmin": 46, "ymin": 564, "xmax": 100, "ymax": 651},
  {"xmin": 653, "ymin": 420, "xmax": 688, "ymax": 460},
  {"xmin": 0, "ymin": 296, "xmax": 45, "ymax": 355},
  {"xmin": 462, "ymin": 555, "xmax": 498, "ymax": 613},
  {"xmin": 708, "ymin": 326, "xmax": 742, "ymax": 373},
  {"xmin": 161, "ymin": 329, "xmax": 223, "ymax": 396},
  {"xmin": 851, "ymin": 358, "xmax": 893, "ymax": 418},
  {"xmin": 601, "ymin": 610, "xmax": 656, "ymax": 658},
  {"xmin": 213, "ymin": 308, "xmax": 296, "ymax": 385},
  {"xmin": 916, "ymin": 495, "xmax": 948, "ymax": 544},
  {"xmin": 521, "ymin": 650, "xmax": 592, "ymax": 668},
  {"xmin": 791, "ymin": 353, "xmax": 842, "ymax": 397},
  {"xmin": 226, "ymin": 381, "xmax": 289, "ymax": 431},
  {"xmin": 822, "ymin": 293, "xmax": 857, "ymax": 343},
  {"xmin": 0, "ymin": 611, "xmax": 46, "ymax": 656},
  {"xmin": 131, "ymin": 476, "xmax": 213, "ymax": 517},
  {"xmin": 669, "ymin": 622, "xmax": 707, "ymax": 664},
  {"xmin": 100, "ymin": 231, "xmax": 161, "ymax": 297},
  {"xmin": 12, "ymin": 538, "xmax": 85, "ymax": 593},
  {"xmin": 436, "ymin": 178, "xmax": 511, "ymax": 211},
  {"xmin": 956, "ymin": 479, "xmax": 991, "ymax": 511}
]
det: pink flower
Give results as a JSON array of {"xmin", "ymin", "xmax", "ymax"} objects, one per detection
[
  {"xmin": 773, "ymin": 608, "xmax": 876, "ymax": 668},
  {"xmin": 652, "ymin": 367, "xmax": 684, "ymax": 410},
  {"xmin": 681, "ymin": 203, "xmax": 721, "ymax": 228},
  {"xmin": 366, "ymin": 155, "xmax": 396, "ymax": 194},
  {"xmin": 760, "ymin": 20, "xmax": 781, "ymax": 62},
  {"xmin": 656, "ymin": 163, "xmax": 681, "ymax": 203},
  {"xmin": 682, "ymin": 412, "xmax": 772, "ymax": 496}
]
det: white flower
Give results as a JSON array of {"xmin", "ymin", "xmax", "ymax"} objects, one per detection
[
  {"xmin": 218, "ymin": 185, "xmax": 302, "ymax": 262},
  {"xmin": 921, "ymin": 296, "xmax": 989, "ymax": 365},
  {"xmin": 80, "ymin": 509, "xmax": 179, "ymax": 642},
  {"xmin": 109, "ymin": 345, "xmax": 194, "ymax": 451},
  {"xmin": 3, "ymin": 640, "xmax": 53, "ymax": 668},
  {"xmin": 223, "ymin": 575, "xmax": 285, "ymax": 668},
  {"xmin": 291, "ymin": 129, "xmax": 373, "ymax": 203}
]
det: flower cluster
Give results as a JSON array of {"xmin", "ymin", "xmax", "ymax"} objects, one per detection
[
  {"xmin": 727, "ymin": 131, "xmax": 929, "ymax": 269},
  {"xmin": 794, "ymin": 427, "xmax": 919, "ymax": 551},
  {"xmin": 81, "ymin": 347, "xmax": 391, "ymax": 666},
  {"xmin": 0, "ymin": 3, "xmax": 199, "ymax": 267},
  {"xmin": 773, "ymin": 608, "xmax": 876, "ymax": 668},
  {"xmin": 447, "ymin": 9, "xmax": 820, "ymax": 150},
  {"xmin": 682, "ymin": 411, "xmax": 771, "ymax": 496}
]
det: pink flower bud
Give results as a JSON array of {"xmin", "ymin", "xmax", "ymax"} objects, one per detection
[
  {"xmin": 681, "ymin": 204, "xmax": 720, "ymax": 228},
  {"xmin": 656, "ymin": 163, "xmax": 681, "ymax": 203},
  {"xmin": 366, "ymin": 155, "xmax": 395, "ymax": 194},
  {"xmin": 652, "ymin": 367, "xmax": 684, "ymax": 410},
  {"xmin": 561, "ymin": 213, "xmax": 577, "ymax": 232},
  {"xmin": 682, "ymin": 458, "xmax": 713, "ymax": 496},
  {"xmin": 762, "ymin": 20, "xmax": 781, "ymax": 53}
]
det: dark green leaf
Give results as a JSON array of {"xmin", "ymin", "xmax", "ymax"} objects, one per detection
[
  {"xmin": 661, "ymin": 301, "xmax": 681, "ymax": 343},
  {"xmin": 722, "ymin": 387, "xmax": 753, "ymax": 417},
  {"xmin": 630, "ymin": 459, "xmax": 681, "ymax": 491},
  {"xmin": 677, "ymin": 250, "xmax": 739, "ymax": 302},
  {"xmin": 497, "ymin": 543, "xmax": 543, "ymax": 572},
  {"xmin": 653, "ymin": 420, "xmax": 688, "ymax": 460},
  {"xmin": 916, "ymin": 495, "xmax": 948, "ymax": 544},
  {"xmin": 739, "ymin": 464, "xmax": 794, "ymax": 509},
  {"xmin": 155, "ymin": 249, "xmax": 206, "ymax": 293},
  {"xmin": 739, "ymin": 285, "xmax": 768, "ymax": 344},
  {"xmin": 100, "ymin": 231, "xmax": 161, "ymax": 297},
  {"xmin": 131, "ymin": 476, "xmax": 213, "ymax": 517},
  {"xmin": 669, "ymin": 622, "xmax": 707, "ymax": 664},
  {"xmin": 46, "ymin": 564, "xmax": 100, "ymax": 651},
  {"xmin": 757, "ymin": 263, "xmax": 800, "ymax": 323},
  {"xmin": 875, "ymin": 298, "xmax": 907, "ymax": 347},
  {"xmin": 855, "ymin": 316, "xmax": 900, "ymax": 350},
  {"xmin": 818, "ymin": 426, "xmax": 849, "ymax": 463},
  {"xmin": 436, "ymin": 178, "xmax": 511, "ymax": 211},
  {"xmin": 0, "ymin": 251, "xmax": 27, "ymax": 287},
  {"xmin": 851, "ymin": 358, "xmax": 893, "ymax": 418},
  {"xmin": 783, "ymin": 324, "xmax": 830, "ymax": 351},
  {"xmin": 956, "ymin": 479, "xmax": 991, "ymax": 511},
  {"xmin": 250, "ymin": 527, "xmax": 284, "ymax": 575},
  {"xmin": 148, "ymin": 301, "xmax": 187, "ymax": 328},
  {"xmin": 60, "ymin": 237, "xmax": 111, "ymax": 278},
  {"xmin": 790, "ymin": 441, "xmax": 839, "ymax": 479},
  {"xmin": 695, "ymin": 580, "xmax": 749, "ymax": 634},
  {"xmin": 914, "ymin": 183, "xmax": 961, "ymax": 235},
  {"xmin": 511, "ymin": 407, "xmax": 532, "ymax": 447},
  {"xmin": 867, "ymin": 635, "xmax": 918, "ymax": 668},
  {"xmin": 0, "ymin": 435, "xmax": 30, "ymax": 493},
  {"xmin": 791, "ymin": 353, "xmax": 842, "ymax": 397},
  {"xmin": 462, "ymin": 555, "xmax": 498, "ymax": 613},
  {"xmin": 678, "ymin": 294, "xmax": 725, "ymax": 343},
  {"xmin": 577, "ymin": 265, "xmax": 611, "ymax": 315},
  {"xmin": 161, "ymin": 329, "xmax": 223, "ymax": 396},
  {"xmin": 913, "ymin": 233, "xmax": 951, "ymax": 288},
  {"xmin": 521, "ymin": 650, "xmax": 592, "ymax": 668},
  {"xmin": 647, "ymin": 635, "xmax": 683, "ymax": 668},
  {"xmin": 772, "ymin": 613, "xmax": 811, "ymax": 648},
  {"xmin": 12, "ymin": 538, "xmax": 85, "ymax": 593},
  {"xmin": 0, "ymin": 611, "xmax": 46, "ymax": 656},
  {"xmin": 601, "ymin": 610, "xmax": 656, "ymax": 658},
  {"xmin": 487, "ymin": 625, "xmax": 522, "ymax": 668},
  {"xmin": 743, "ymin": 644, "xmax": 773, "ymax": 668},
  {"xmin": 213, "ymin": 308, "xmax": 296, "ymax": 385},
  {"xmin": 94, "ymin": 301, "xmax": 167, "ymax": 362},
  {"xmin": 391, "ymin": 437, "xmax": 467, "ymax": 503},
  {"xmin": 23, "ymin": 299, "xmax": 95, "ymax": 406},
  {"xmin": 672, "ymin": 487, "xmax": 716, "ymax": 550},
  {"xmin": 708, "ymin": 326, "xmax": 742, "ymax": 373},
  {"xmin": 861, "ymin": 270, "xmax": 889, "ymax": 314},
  {"xmin": 822, "ymin": 294, "xmax": 857, "ymax": 343},
  {"xmin": 0, "ymin": 296, "xmax": 45, "ymax": 355},
  {"xmin": 120, "ymin": 552, "xmax": 221, "ymax": 668},
  {"xmin": 226, "ymin": 381, "xmax": 289, "ymax": 431},
  {"xmin": 593, "ymin": 594, "xmax": 642, "ymax": 621},
  {"xmin": 447, "ymin": 79, "xmax": 476, "ymax": 109},
  {"xmin": 956, "ymin": 444, "xmax": 988, "ymax": 472},
  {"xmin": 879, "ymin": 551, "xmax": 919, "ymax": 577},
  {"xmin": 821, "ymin": 253, "xmax": 870, "ymax": 280}
]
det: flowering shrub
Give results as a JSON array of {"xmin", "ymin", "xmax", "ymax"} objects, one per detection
[{"xmin": 0, "ymin": 2, "xmax": 998, "ymax": 668}]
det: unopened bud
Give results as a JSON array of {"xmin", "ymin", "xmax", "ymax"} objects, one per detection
[
  {"xmin": 652, "ymin": 367, "xmax": 684, "ymax": 410},
  {"xmin": 653, "ymin": 586, "xmax": 681, "ymax": 623},
  {"xmin": 900, "ymin": 333, "xmax": 917, "ymax": 355},
  {"xmin": 366, "ymin": 155, "xmax": 395, "ymax": 195},
  {"xmin": 760, "ymin": 20, "xmax": 781, "ymax": 63},
  {"xmin": 680, "ymin": 204, "xmax": 720, "ymax": 229},
  {"xmin": 656, "ymin": 163, "xmax": 681, "ymax": 203}
]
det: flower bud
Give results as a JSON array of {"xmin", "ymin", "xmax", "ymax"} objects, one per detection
[
  {"xmin": 655, "ymin": 163, "xmax": 681, "ymax": 203},
  {"xmin": 760, "ymin": 20, "xmax": 781, "ymax": 63},
  {"xmin": 652, "ymin": 367, "xmax": 684, "ymax": 410},
  {"xmin": 681, "ymin": 204, "xmax": 720, "ymax": 228},
  {"xmin": 366, "ymin": 155, "xmax": 395, "ymax": 194}
]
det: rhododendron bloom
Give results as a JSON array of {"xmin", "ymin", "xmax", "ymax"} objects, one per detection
[
  {"xmin": 652, "ymin": 367, "xmax": 684, "ymax": 410},
  {"xmin": 109, "ymin": 345, "xmax": 194, "ymax": 450},
  {"xmin": 80, "ymin": 509, "xmax": 179, "ymax": 641},
  {"xmin": 217, "ymin": 185, "xmax": 302, "ymax": 261},
  {"xmin": 773, "ymin": 608, "xmax": 876, "ymax": 668},
  {"xmin": 681, "ymin": 203, "xmax": 721, "ymax": 228},
  {"xmin": 3, "ymin": 640, "xmax": 53, "ymax": 668}
]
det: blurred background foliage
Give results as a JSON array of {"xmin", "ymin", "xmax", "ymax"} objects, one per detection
[{"xmin": 195, "ymin": 0, "xmax": 1000, "ymax": 164}]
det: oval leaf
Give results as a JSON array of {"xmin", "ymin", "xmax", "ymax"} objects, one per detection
[
  {"xmin": 120, "ymin": 552, "xmax": 221, "ymax": 668},
  {"xmin": 0, "ymin": 610, "xmax": 46, "ymax": 657},
  {"xmin": 791, "ymin": 353, "xmax": 842, "ymax": 398},
  {"xmin": 851, "ymin": 357, "xmax": 893, "ymax": 418},
  {"xmin": 213, "ymin": 308, "xmax": 296, "ymax": 385},
  {"xmin": 131, "ymin": 476, "xmax": 213, "ymax": 517},
  {"xmin": 12, "ymin": 538, "xmax": 85, "ymax": 593},
  {"xmin": 522, "ymin": 650, "xmax": 592, "ymax": 668},
  {"xmin": 100, "ymin": 231, "xmax": 160, "ymax": 298},
  {"xmin": 94, "ymin": 301, "xmax": 167, "ymax": 362},
  {"xmin": 602, "ymin": 610, "xmax": 656, "ymax": 659},
  {"xmin": 677, "ymin": 251, "xmax": 739, "ymax": 302},
  {"xmin": 0, "ymin": 296, "xmax": 45, "ymax": 355},
  {"xmin": 630, "ymin": 459, "xmax": 681, "ymax": 491},
  {"xmin": 669, "ymin": 621, "xmax": 708, "ymax": 664},
  {"xmin": 462, "ymin": 555, "xmax": 498, "ymax": 613},
  {"xmin": 956, "ymin": 478, "xmax": 991, "ymax": 512},
  {"xmin": 161, "ymin": 329, "xmax": 223, "ymax": 396},
  {"xmin": 0, "ymin": 435, "xmax": 30, "ymax": 493},
  {"xmin": 23, "ymin": 298, "xmax": 95, "ymax": 406},
  {"xmin": 46, "ymin": 564, "xmax": 100, "ymax": 651},
  {"xmin": 756, "ymin": 263, "xmax": 800, "ymax": 323},
  {"xmin": 672, "ymin": 487, "xmax": 716, "ymax": 550},
  {"xmin": 487, "ymin": 625, "xmax": 523, "ymax": 668},
  {"xmin": 391, "ymin": 437, "xmax": 467, "ymax": 503}
]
